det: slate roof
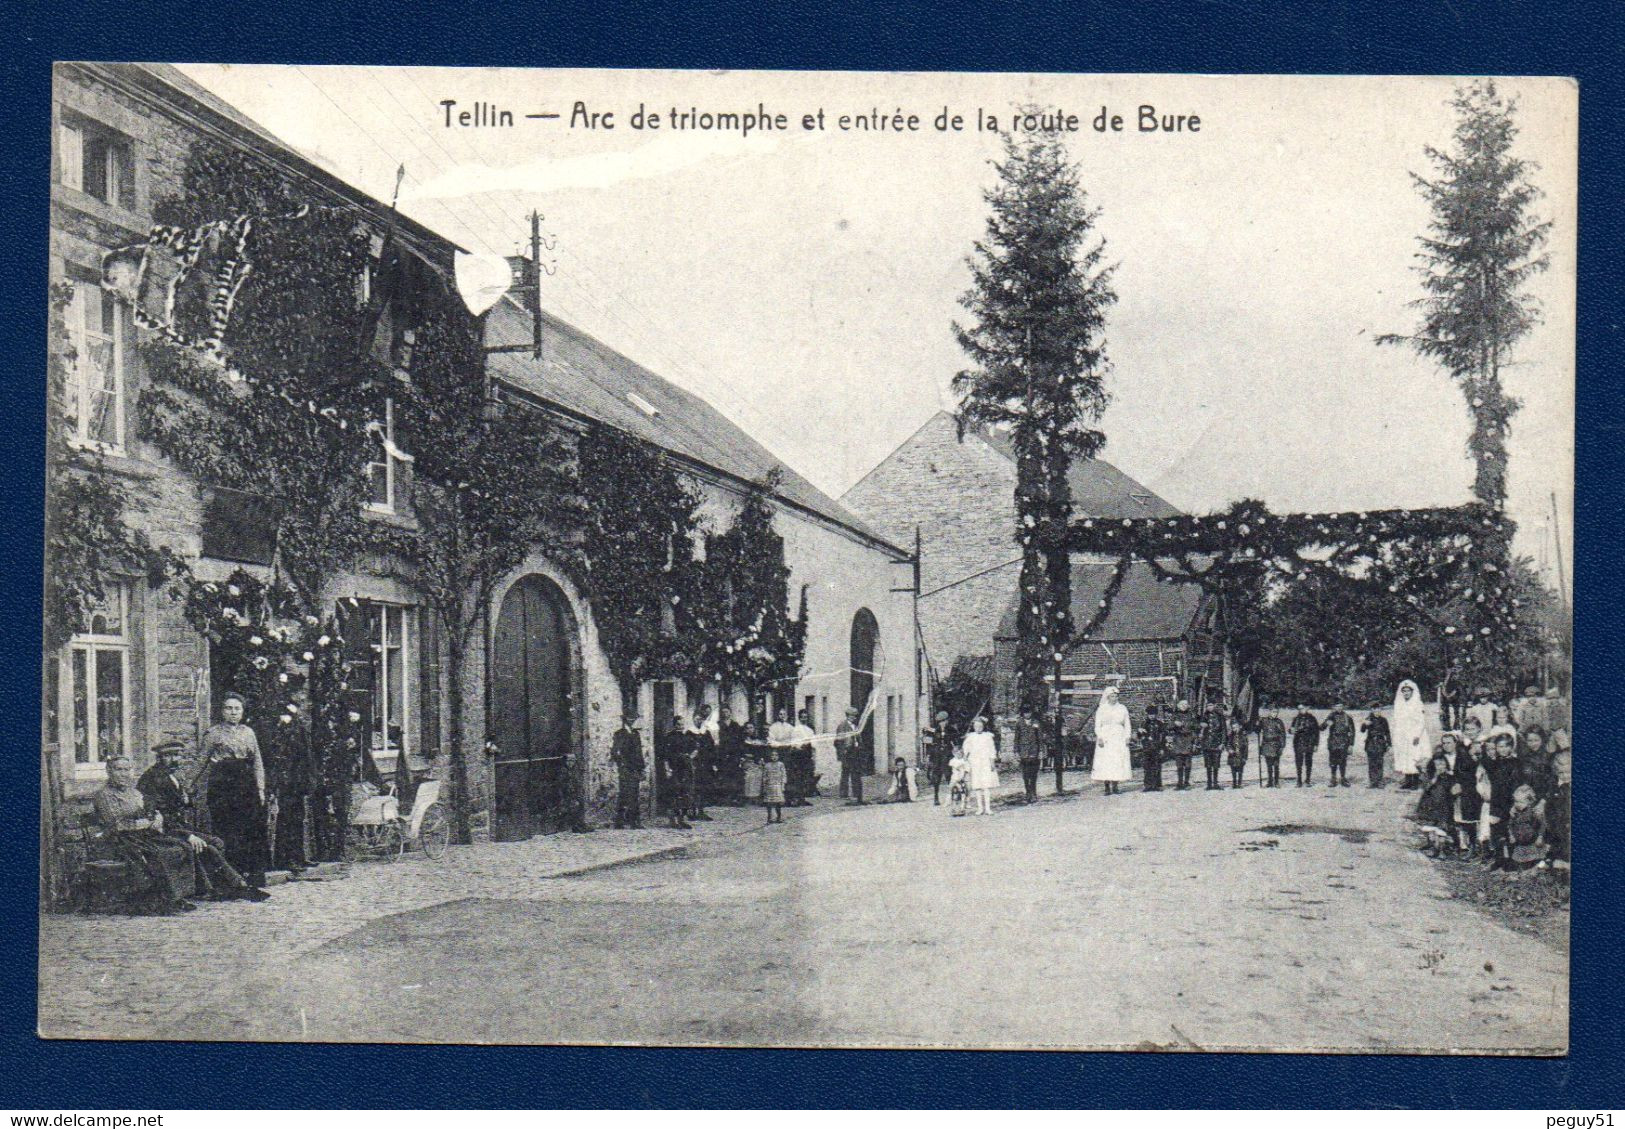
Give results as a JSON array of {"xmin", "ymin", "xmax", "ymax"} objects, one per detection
[
  {"xmin": 995, "ymin": 560, "xmax": 1206, "ymax": 643},
  {"xmin": 116, "ymin": 64, "xmax": 904, "ymax": 559},
  {"xmin": 971, "ymin": 417, "xmax": 1182, "ymax": 520},
  {"xmin": 122, "ymin": 64, "xmax": 458, "ymax": 264},
  {"xmin": 486, "ymin": 299, "xmax": 904, "ymax": 555}
]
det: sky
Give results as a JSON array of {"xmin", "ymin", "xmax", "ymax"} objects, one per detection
[{"xmin": 176, "ymin": 67, "xmax": 1576, "ymax": 585}]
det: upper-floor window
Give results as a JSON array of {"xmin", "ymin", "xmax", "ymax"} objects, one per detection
[
  {"xmin": 365, "ymin": 398, "xmax": 412, "ymax": 514},
  {"xmin": 65, "ymin": 278, "xmax": 126, "ymax": 452},
  {"xmin": 58, "ymin": 118, "xmax": 136, "ymax": 210}
]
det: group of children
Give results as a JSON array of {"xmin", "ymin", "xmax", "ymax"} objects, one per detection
[{"xmin": 1412, "ymin": 715, "xmax": 1572, "ymax": 875}]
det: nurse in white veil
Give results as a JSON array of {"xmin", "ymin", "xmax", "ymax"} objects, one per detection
[
  {"xmin": 1092, "ymin": 686, "xmax": 1134, "ymax": 795},
  {"xmin": 1392, "ymin": 679, "xmax": 1430, "ymax": 790}
]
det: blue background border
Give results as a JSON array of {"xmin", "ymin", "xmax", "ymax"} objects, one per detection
[{"xmin": 4, "ymin": 0, "xmax": 1619, "ymax": 1109}]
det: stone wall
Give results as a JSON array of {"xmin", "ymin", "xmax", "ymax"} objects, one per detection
[
  {"xmin": 47, "ymin": 65, "xmax": 919, "ymax": 838},
  {"xmin": 993, "ymin": 636, "xmax": 1188, "ymax": 732},
  {"xmin": 50, "ymin": 65, "xmax": 211, "ymax": 797},
  {"xmin": 842, "ymin": 411, "xmax": 1019, "ymax": 683}
]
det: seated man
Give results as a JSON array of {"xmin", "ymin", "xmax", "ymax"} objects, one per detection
[{"xmin": 138, "ymin": 740, "xmax": 271, "ymax": 902}]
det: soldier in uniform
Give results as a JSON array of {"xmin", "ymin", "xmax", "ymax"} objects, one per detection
[
  {"xmin": 1227, "ymin": 714, "xmax": 1249, "ymax": 788},
  {"xmin": 1198, "ymin": 703, "xmax": 1227, "ymax": 790},
  {"xmin": 659, "ymin": 716, "xmax": 694, "ymax": 830},
  {"xmin": 1169, "ymin": 699, "xmax": 1196, "ymax": 790},
  {"xmin": 1361, "ymin": 709, "xmax": 1392, "ymax": 788},
  {"xmin": 1017, "ymin": 713, "xmax": 1043, "ymax": 802},
  {"xmin": 1290, "ymin": 705, "xmax": 1321, "ymax": 787},
  {"xmin": 1141, "ymin": 700, "xmax": 1168, "ymax": 792},
  {"xmin": 610, "ymin": 713, "xmax": 646, "ymax": 829},
  {"xmin": 1323, "ymin": 702, "xmax": 1357, "ymax": 788},
  {"xmin": 1257, "ymin": 704, "xmax": 1286, "ymax": 787}
]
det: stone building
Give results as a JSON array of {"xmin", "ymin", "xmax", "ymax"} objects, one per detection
[
  {"xmin": 45, "ymin": 62, "xmax": 917, "ymax": 854},
  {"xmin": 841, "ymin": 409, "xmax": 1187, "ymax": 693},
  {"xmin": 991, "ymin": 562, "xmax": 1229, "ymax": 736}
]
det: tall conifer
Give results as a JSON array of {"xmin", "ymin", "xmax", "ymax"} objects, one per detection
[{"xmin": 953, "ymin": 122, "xmax": 1116, "ymax": 789}]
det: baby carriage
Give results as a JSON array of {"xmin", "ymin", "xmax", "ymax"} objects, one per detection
[{"xmin": 348, "ymin": 777, "xmax": 451, "ymax": 862}]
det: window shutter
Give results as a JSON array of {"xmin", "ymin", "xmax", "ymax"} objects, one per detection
[
  {"xmin": 418, "ymin": 610, "xmax": 441, "ymax": 762},
  {"xmin": 334, "ymin": 600, "xmax": 380, "ymax": 786},
  {"xmin": 58, "ymin": 123, "xmax": 83, "ymax": 191}
]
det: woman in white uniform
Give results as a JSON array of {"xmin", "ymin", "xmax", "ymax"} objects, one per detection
[
  {"xmin": 1392, "ymin": 679, "xmax": 1431, "ymax": 789},
  {"xmin": 962, "ymin": 716, "xmax": 1000, "ymax": 816},
  {"xmin": 1092, "ymin": 686, "xmax": 1134, "ymax": 795}
]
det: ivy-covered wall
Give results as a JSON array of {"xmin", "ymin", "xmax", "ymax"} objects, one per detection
[
  {"xmin": 50, "ymin": 66, "xmax": 211, "ymax": 797},
  {"xmin": 48, "ymin": 63, "xmax": 922, "ymax": 838}
]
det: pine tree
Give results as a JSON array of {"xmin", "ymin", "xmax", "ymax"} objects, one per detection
[
  {"xmin": 1379, "ymin": 80, "xmax": 1551, "ymax": 694},
  {"xmin": 953, "ymin": 122, "xmax": 1116, "ymax": 791},
  {"xmin": 1379, "ymin": 79, "xmax": 1550, "ymax": 511}
]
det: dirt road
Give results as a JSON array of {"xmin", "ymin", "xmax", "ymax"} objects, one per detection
[{"xmin": 134, "ymin": 779, "xmax": 1566, "ymax": 1051}]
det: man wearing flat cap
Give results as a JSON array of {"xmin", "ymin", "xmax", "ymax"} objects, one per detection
[
  {"xmin": 138, "ymin": 740, "xmax": 201, "ymax": 834},
  {"xmin": 134, "ymin": 740, "xmax": 268, "ymax": 902}
]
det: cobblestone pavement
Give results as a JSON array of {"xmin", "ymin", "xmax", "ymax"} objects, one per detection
[
  {"xmin": 37, "ymin": 794, "xmax": 857, "ymax": 1039},
  {"xmin": 39, "ymin": 773, "xmax": 1566, "ymax": 1051}
]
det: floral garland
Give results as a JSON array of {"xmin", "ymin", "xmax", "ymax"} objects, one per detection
[
  {"xmin": 182, "ymin": 569, "xmax": 344, "ymax": 727},
  {"xmin": 1062, "ymin": 498, "xmax": 1527, "ymax": 689}
]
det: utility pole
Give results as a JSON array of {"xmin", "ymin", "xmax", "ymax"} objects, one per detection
[
  {"xmin": 1550, "ymin": 490, "xmax": 1571, "ymax": 692},
  {"xmin": 1549, "ymin": 490, "xmax": 1568, "ymax": 615},
  {"xmin": 1053, "ymin": 652, "xmax": 1066, "ymax": 795},
  {"xmin": 483, "ymin": 209, "xmax": 548, "ymax": 360},
  {"xmin": 529, "ymin": 210, "xmax": 543, "ymax": 360}
]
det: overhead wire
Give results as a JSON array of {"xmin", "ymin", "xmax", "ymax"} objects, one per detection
[
  {"xmin": 298, "ymin": 66, "xmax": 834, "ymax": 492},
  {"xmin": 386, "ymin": 69, "xmax": 817, "ymax": 470},
  {"xmin": 291, "ymin": 65, "xmax": 503, "ymax": 259}
]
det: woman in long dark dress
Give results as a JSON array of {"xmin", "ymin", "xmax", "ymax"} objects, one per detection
[{"xmin": 204, "ymin": 693, "xmax": 269, "ymax": 884}]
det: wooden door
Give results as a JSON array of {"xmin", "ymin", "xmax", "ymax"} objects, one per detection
[{"xmin": 491, "ymin": 576, "xmax": 572, "ymax": 840}]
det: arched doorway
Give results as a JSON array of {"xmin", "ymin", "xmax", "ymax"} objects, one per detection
[
  {"xmin": 491, "ymin": 574, "xmax": 576, "ymax": 840},
  {"xmin": 850, "ymin": 608, "xmax": 879, "ymax": 774}
]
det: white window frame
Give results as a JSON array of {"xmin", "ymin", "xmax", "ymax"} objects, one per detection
[
  {"xmin": 57, "ymin": 118, "xmax": 131, "ymax": 208},
  {"xmin": 365, "ymin": 398, "xmax": 412, "ymax": 514},
  {"xmin": 64, "ymin": 278, "xmax": 127, "ymax": 454},
  {"xmin": 369, "ymin": 602, "xmax": 414, "ymax": 769},
  {"xmin": 62, "ymin": 584, "xmax": 132, "ymax": 782}
]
